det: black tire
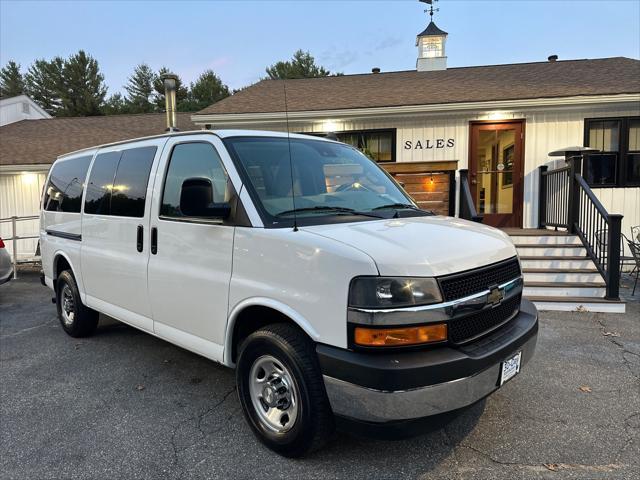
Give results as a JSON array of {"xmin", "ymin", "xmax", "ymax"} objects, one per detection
[
  {"xmin": 56, "ymin": 270, "xmax": 99, "ymax": 338},
  {"xmin": 236, "ymin": 323, "xmax": 335, "ymax": 457}
]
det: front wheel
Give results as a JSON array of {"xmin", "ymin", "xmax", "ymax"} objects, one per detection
[{"xmin": 236, "ymin": 323, "xmax": 335, "ymax": 457}]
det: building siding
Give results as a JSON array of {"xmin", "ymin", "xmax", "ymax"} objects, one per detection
[
  {"xmin": 0, "ymin": 173, "xmax": 47, "ymax": 258},
  {"xmin": 287, "ymin": 103, "xmax": 640, "ymax": 231}
]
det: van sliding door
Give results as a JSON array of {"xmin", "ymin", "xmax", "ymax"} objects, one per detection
[{"xmin": 81, "ymin": 140, "xmax": 164, "ymax": 332}]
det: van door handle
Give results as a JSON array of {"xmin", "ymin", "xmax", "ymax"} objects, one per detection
[
  {"xmin": 136, "ymin": 225, "xmax": 144, "ymax": 252},
  {"xmin": 151, "ymin": 227, "xmax": 158, "ymax": 255}
]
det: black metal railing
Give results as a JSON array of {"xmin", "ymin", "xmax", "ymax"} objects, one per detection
[
  {"xmin": 538, "ymin": 158, "xmax": 622, "ymax": 299},
  {"xmin": 538, "ymin": 165, "xmax": 571, "ymax": 229},
  {"xmin": 458, "ymin": 169, "xmax": 483, "ymax": 223},
  {"xmin": 574, "ymin": 172, "xmax": 623, "ymax": 299}
]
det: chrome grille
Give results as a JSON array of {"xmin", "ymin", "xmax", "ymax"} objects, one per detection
[{"xmin": 438, "ymin": 257, "xmax": 521, "ymax": 302}]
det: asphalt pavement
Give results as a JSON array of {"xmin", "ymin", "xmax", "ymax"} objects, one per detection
[{"xmin": 1, "ymin": 270, "xmax": 639, "ymax": 480}]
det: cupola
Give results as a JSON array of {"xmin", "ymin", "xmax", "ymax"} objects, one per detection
[{"xmin": 416, "ymin": 0, "xmax": 448, "ymax": 71}]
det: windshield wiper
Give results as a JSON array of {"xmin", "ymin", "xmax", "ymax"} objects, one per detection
[
  {"xmin": 372, "ymin": 203, "xmax": 421, "ymax": 211},
  {"xmin": 275, "ymin": 206, "xmax": 383, "ymax": 219}
]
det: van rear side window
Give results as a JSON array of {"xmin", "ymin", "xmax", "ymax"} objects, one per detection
[
  {"xmin": 84, "ymin": 147, "xmax": 156, "ymax": 217},
  {"xmin": 43, "ymin": 155, "xmax": 92, "ymax": 213},
  {"xmin": 84, "ymin": 151, "xmax": 120, "ymax": 215},
  {"xmin": 110, "ymin": 147, "xmax": 156, "ymax": 217}
]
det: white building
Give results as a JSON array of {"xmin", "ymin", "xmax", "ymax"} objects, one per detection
[
  {"xmin": 190, "ymin": 16, "xmax": 639, "ymax": 311},
  {"xmin": 0, "ymin": 95, "xmax": 51, "ymax": 126},
  {"xmin": 191, "ymin": 21, "xmax": 640, "ymax": 236}
]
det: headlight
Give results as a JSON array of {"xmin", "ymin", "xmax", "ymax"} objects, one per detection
[{"xmin": 349, "ymin": 277, "xmax": 443, "ymax": 309}]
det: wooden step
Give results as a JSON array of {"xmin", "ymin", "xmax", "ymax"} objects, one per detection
[
  {"xmin": 522, "ymin": 268, "xmax": 599, "ymax": 274},
  {"xmin": 516, "ymin": 245, "xmax": 586, "ymax": 256},
  {"xmin": 524, "ymin": 281, "xmax": 604, "ymax": 288},
  {"xmin": 523, "ymin": 282, "xmax": 606, "ymax": 298},
  {"xmin": 523, "ymin": 268, "xmax": 605, "ymax": 283},
  {"xmin": 527, "ymin": 295, "xmax": 625, "ymax": 313},
  {"xmin": 519, "ymin": 255, "xmax": 590, "ymax": 261},
  {"xmin": 503, "ymin": 228, "xmax": 570, "ymax": 236},
  {"xmin": 510, "ymin": 235, "xmax": 582, "ymax": 245},
  {"xmin": 520, "ymin": 256, "xmax": 596, "ymax": 270},
  {"xmin": 514, "ymin": 244, "xmax": 584, "ymax": 249}
]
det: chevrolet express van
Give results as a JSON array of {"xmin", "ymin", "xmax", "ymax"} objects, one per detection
[{"xmin": 40, "ymin": 130, "xmax": 538, "ymax": 457}]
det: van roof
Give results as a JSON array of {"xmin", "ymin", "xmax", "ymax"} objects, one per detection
[{"xmin": 56, "ymin": 129, "xmax": 336, "ymax": 160}]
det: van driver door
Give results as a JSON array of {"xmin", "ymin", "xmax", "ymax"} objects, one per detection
[{"xmin": 146, "ymin": 135, "xmax": 235, "ymax": 361}]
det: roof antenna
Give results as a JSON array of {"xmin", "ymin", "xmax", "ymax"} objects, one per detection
[{"xmin": 282, "ymin": 79, "xmax": 298, "ymax": 232}]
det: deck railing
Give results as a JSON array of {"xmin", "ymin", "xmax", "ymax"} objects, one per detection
[
  {"xmin": 0, "ymin": 215, "xmax": 40, "ymax": 280},
  {"xmin": 458, "ymin": 169, "xmax": 483, "ymax": 223},
  {"xmin": 538, "ymin": 158, "xmax": 622, "ymax": 299}
]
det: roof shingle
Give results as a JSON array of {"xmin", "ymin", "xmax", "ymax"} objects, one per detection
[
  {"xmin": 0, "ymin": 113, "xmax": 197, "ymax": 166},
  {"xmin": 196, "ymin": 57, "xmax": 640, "ymax": 116}
]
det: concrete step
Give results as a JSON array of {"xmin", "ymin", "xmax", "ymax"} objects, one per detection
[
  {"xmin": 520, "ymin": 256, "xmax": 596, "ymax": 270},
  {"xmin": 510, "ymin": 235, "xmax": 582, "ymax": 245},
  {"xmin": 523, "ymin": 282, "xmax": 606, "ymax": 298},
  {"xmin": 515, "ymin": 244, "xmax": 586, "ymax": 257},
  {"xmin": 522, "ymin": 268, "xmax": 605, "ymax": 284},
  {"xmin": 528, "ymin": 296, "xmax": 626, "ymax": 313}
]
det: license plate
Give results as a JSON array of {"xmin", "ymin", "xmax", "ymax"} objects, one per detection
[{"xmin": 499, "ymin": 351, "xmax": 522, "ymax": 386}]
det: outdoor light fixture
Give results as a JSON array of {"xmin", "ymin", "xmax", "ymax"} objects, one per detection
[
  {"xmin": 161, "ymin": 73, "xmax": 179, "ymax": 132},
  {"xmin": 20, "ymin": 173, "xmax": 37, "ymax": 185}
]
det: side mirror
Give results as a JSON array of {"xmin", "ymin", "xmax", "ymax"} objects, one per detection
[{"xmin": 180, "ymin": 177, "xmax": 231, "ymax": 219}]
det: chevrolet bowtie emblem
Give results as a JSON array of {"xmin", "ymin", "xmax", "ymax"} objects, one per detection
[{"xmin": 487, "ymin": 287, "xmax": 504, "ymax": 306}]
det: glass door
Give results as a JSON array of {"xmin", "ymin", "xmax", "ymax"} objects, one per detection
[{"xmin": 469, "ymin": 121, "xmax": 524, "ymax": 228}]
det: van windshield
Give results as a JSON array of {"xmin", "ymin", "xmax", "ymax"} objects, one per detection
[{"xmin": 224, "ymin": 136, "xmax": 421, "ymax": 226}]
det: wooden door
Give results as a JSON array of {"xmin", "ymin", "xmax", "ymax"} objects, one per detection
[{"xmin": 469, "ymin": 121, "xmax": 524, "ymax": 228}]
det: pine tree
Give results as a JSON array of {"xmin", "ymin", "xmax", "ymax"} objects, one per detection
[
  {"xmin": 153, "ymin": 67, "xmax": 189, "ymax": 111},
  {"xmin": 24, "ymin": 58, "xmax": 64, "ymax": 115},
  {"xmin": 265, "ymin": 50, "xmax": 335, "ymax": 80},
  {"xmin": 189, "ymin": 70, "xmax": 230, "ymax": 111},
  {"xmin": 125, "ymin": 64, "xmax": 156, "ymax": 113},
  {"xmin": 60, "ymin": 51, "xmax": 107, "ymax": 116},
  {"xmin": 102, "ymin": 93, "xmax": 128, "ymax": 115},
  {"xmin": 0, "ymin": 60, "xmax": 25, "ymax": 98}
]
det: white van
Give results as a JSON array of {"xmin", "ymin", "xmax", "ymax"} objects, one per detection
[{"xmin": 40, "ymin": 130, "xmax": 537, "ymax": 457}]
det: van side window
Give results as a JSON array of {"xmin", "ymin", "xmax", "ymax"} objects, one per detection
[
  {"xmin": 160, "ymin": 143, "xmax": 228, "ymax": 218},
  {"xmin": 110, "ymin": 146, "xmax": 156, "ymax": 217},
  {"xmin": 43, "ymin": 155, "xmax": 92, "ymax": 213},
  {"xmin": 84, "ymin": 151, "xmax": 120, "ymax": 215}
]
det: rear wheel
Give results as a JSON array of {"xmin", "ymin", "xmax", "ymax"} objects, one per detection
[
  {"xmin": 56, "ymin": 270, "xmax": 98, "ymax": 337},
  {"xmin": 236, "ymin": 323, "xmax": 335, "ymax": 457}
]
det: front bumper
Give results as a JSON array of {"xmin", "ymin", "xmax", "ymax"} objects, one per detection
[{"xmin": 318, "ymin": 298, "xmax": 538, "ymax": 423}]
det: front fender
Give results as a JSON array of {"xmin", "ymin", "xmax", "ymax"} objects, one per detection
[{"xmin": 224, "ymin": 297, "xmax": 321, "ymax": 367}]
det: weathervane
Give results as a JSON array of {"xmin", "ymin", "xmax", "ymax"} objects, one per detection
[{"xmin": 419, "ymin": 0, "xmax": 439, "ymax": 19}]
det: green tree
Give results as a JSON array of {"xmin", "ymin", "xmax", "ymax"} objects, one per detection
[
  {"xmin": 153, "ymin": 67, "xmax": 189, "ymax": 111},
  {"xmin": 0, "ymin": 60, "xmax": 25, "ymax": 98},
  {"xmin": 60, "ymin": 50, "xmax": 107, "ymax": 116},
  {"xmin": 188, "ymin": 70, "xmax": 230, "ymax": 111},
  {"xmin": 102, "ymin": 93, "xmax": 128, "ymax": 115},
  {"xmin": 265, "ymin": 50, "xmax": 336, "ymax": 80},
  {"xmin": 24, "ymin": 57, "xmax": 64, "ymax": 115},
  {"xmin": 125, "ymin": 63, "xmax": 156, "ymax": 113}
]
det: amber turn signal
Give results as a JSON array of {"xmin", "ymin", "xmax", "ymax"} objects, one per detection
[{"xmin": 354, "ymin": 324, "xmax": 447, "ymax": 347}]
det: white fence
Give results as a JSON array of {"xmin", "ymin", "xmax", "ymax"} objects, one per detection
[{"xmin": 0, "ymin": 215, "xmax": 40, "ymax": 279}]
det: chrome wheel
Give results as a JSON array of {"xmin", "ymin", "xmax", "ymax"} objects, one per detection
[
  {"xmin": 248, "ymin": 355, "xmax": 299, "ymax": 433},
  {"xmin": 60, "ymin": 284, "xmax": 75, "ymax": 327}
]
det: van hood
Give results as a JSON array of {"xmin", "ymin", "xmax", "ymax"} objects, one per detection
[{"xmin": 302, "ymin": 216, "xmax": 517, "ymax": 277}]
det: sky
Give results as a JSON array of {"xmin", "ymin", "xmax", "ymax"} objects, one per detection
[{"xmin": 1, "ymin": 0, "xmax": 639, "ymax": 96}]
